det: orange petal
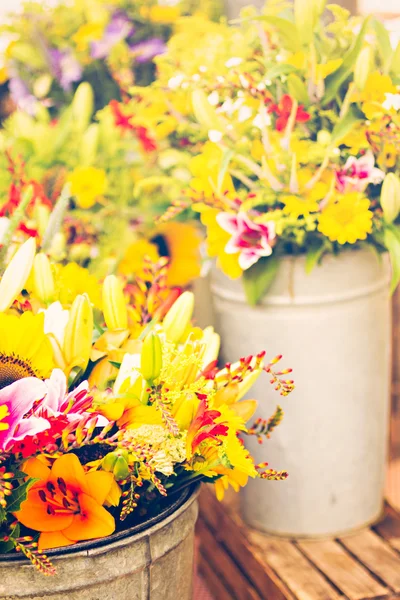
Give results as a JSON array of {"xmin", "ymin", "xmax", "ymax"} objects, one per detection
[
  {"xmin": 51, "ymin": 454, "xmax": 88, "ymax": 494},
  {"xmin": 63, "ymin": 493, "xmax": 115, "ymax": 541},
  {"xmin": 38, "ymin": 531, "xmax": 75, "ymax": 551},
  {"xmin": 22, "ymin": 457, "xmax": 51, "ymax": 483},
  {"xmin": 15, "ymin": 488, "xmax": 74, "ymax": 532},
  {"xmin": 85, "ymin": 471, "xmax": 114, "ymax": 505}
]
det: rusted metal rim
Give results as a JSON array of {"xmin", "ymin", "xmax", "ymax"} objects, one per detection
[{"xmin": 0, "ymin": 483, "xmax": 199, "ymax": 562}]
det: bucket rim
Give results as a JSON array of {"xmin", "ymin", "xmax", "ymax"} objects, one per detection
[{"xmin": 0, "ymin": 483, "xmax": 200, "ymax": 563}]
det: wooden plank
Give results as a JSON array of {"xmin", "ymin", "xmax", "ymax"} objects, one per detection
[
  {"xmin": 247, "ymin": 530, "xmax": 342, "ymax": 600},
  {"xmin": 198, "ymin": 553, "xmax": 234, "ymax": 600},
  {"xmin": 196, "ymin": 518, "xmax": 262, "ymax": 600},
  {"xmin": 198, "ymin": 488, "xmax": 292, "ymax": 600},
  {"xmin": 297, "ymin": 539, "xmax": 388, "ymax": 600},
  {"xmin": 375, "ymin": 503, "xmax": 400, "ymax": 552},
  {"xmin": 340, "ymin": 529, "xmax": 400, "ymax": 592}
]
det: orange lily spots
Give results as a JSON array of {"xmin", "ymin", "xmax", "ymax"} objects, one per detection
[{"xmin": 15, "ymin": 454, "xmax": 115, "ymax": 550}]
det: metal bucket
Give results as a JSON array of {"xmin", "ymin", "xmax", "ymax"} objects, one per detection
[
  {"xmin": 0, "ymin": 486, "xmax": 199, "ymax": 600},
  {"xmin": 211, "ymin": 249, "xmax": 391, "ymax": 537}
]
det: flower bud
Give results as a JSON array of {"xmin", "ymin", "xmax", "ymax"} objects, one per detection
[
  {"xmin": 80, "ymin": 124, "xmax": 99, "ymax": 166},
  {"xmin": 354, "ymin": 46, "xmax": 372, "ymax": 91},
  {"xmin": 381, "ymin": 173, "xmax": 400, "ymax": 223},
  {"xmin": 173, "ymin": 396, "xmax": 198, "ymax": 430},
  {"xmin": 72, "ymin": 82, "xmax": 94, "ymax": 131},
  {"xmin": 162, "ymin": 291, "xmax": 194, "ymax": 344},
  {"xmin": 141, "ymin": 332, "xmax": 163, "ymax": 383},
  {"xmin": 0, "ymin": 237, "xmax": 36, "ymax": 312},
  {"xmin": 33, "ymin": 203, "xmax": 50, "ymax": 238},
  {"xmin": 63, "ymin": 293, "xmax": 93, "ymax": 373},
  {"xmin": 103, "ymin": 275, "xmax": 128, "ymax": 331},
  {"xmin": 102, "ymin": 452, "xmax": 118, "ymax": 472},
  {"xmin": 32, "ymin": 253, "xmax": 55, "ymax": 304},
  {"xmin": 113, "ymin": 456, "xmax": 130, "ymax": 480}
]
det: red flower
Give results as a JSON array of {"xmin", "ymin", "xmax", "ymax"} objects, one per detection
[
  {"xmin": 109, "ymin": 100, "xmax": 157, "ymax": 153},
  {"xmin": 186, "ymin": 397, "xmax": 228, "ymax": 457},
  {"xmin": 268, "ymin": 94, "xmax": 310, "ymax": 132}
]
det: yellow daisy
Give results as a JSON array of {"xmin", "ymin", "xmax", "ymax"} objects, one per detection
[
  {"xmin": 318, "ymin": 193, "xmax": 373, "ymax": 244},
  {"xmin": 281, "ymin": 170, "xmax": 330, "ymax": 217},
  {"xmin": 0, "ymin": 312, "xmax": 54, "ymax": 389}
]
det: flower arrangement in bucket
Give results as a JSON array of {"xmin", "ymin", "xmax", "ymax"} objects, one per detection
[
  {"xmin": 0, "ymin": 236, "xmax": 293, "ymax": 575},
  {"xmin": 149, "ymin": 0, "xmax": 400, "ymax": 304}
]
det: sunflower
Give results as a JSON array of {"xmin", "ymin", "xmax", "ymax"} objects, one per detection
[
  {"xmin": 318, "ymin": 193, "xmax": 373, "ymax": 245},
  {"xmin": 0, "ymin": 312, "xmax": 54, "ymax": 389},
  {"xmin": 119, "ymin": 223, "xmax": 202, "ymax": 287}
]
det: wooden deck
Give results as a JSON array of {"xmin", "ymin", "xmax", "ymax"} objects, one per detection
[{"xmin": 197, "ymin": 482, "xmax": 400, "ymax": 600}]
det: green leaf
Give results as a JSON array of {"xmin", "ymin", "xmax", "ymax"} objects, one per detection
[
  {"xmin": 265, "ymin": 63, "xmax": 299, "ymax": 80},
  {"xmin": 324, "ymin": 16, "xmax": 371, "ymax": 104},
  {"xmin": 0, "ymin": 540, "xmax": 15, "ymax": 553},
  {"xmin": 7, "ymin": 478, "xmax": 38, "ymax": 513},
  {"xmin": 390, "ymin": 41, "xmax": 400, "ymax": 76},
  {"xmin": 372, "ymin": 19, "xmax": 393, "ymax": 72},
  {"xmin": 384, "ymin": 227, "xmax": 400, "ymax": 294},
  {"xmin": 242, "ymin": 256, "xmax": 279, "ymax": 306},
  {"xmin": 235, "ymin": 16, "xmax": 301, "ymax": 53},
  {"xmin": 287, "ymin": 74, "xmax": 310, "ymax": 105},
  {"xmin": 330, "ymin": 105, "xmax": 364, "ymax": 145},
  {"xmin": 305, "ymin": 243, "xmax": 325, "ymax": 274},
  {"xmin": 217, "ymin": 149, "xmax": 234, "ymax": 194}
]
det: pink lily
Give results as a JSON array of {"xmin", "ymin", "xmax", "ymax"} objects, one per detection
[
  {"xmin": 0, "ymin": 378, "xmax": 48, "ymax": 451},
  {"xmin": 335, "ymin": 152, "xmax": 384, "ymax": 193},
  {"xmin": 216, "ymin": 212, "xmax": 276, "ymax": 270}
]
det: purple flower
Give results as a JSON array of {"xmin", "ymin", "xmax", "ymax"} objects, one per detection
[
  {"xmin": 91, "ymin": 11, "xmax": 134, "ymax": 60},
  {"xmin": 9, "ymin": 77, "xmax": 38, "ymax": 115},
  {"xmin": 217, "ymin": 212, "xmax": 276, "ymax": 270},
  {"xmin": 49, "ymin": 49, "xmax": 82, "ymax": 91},
  {"xmin": 130, "ymin": 38, "xmax": 167, "ymax": 63}
]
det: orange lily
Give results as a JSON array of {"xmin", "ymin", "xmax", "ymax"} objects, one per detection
[{"xmin": 15, "ymin": 454, "xmax": 115, "ymax": 551}]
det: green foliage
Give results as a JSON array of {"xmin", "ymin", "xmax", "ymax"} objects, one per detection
[{"xmin": 242, "ymin": 256, "xmax": 279, "ymax": 306}]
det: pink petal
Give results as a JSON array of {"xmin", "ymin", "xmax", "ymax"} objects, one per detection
[
  {"xmin": 238, "ymin": 249, "xmax": 261, "ymax": 270},
  {"xmin": 6, "ymin": 416, "xmax": 50, "ymax": 450},
  {"xmin": 44, "ymin": 369, "xmax": 67, "ymax": 413},
  {"xmin": 0, "ymin": 378, "xmax": 47, "ymax": 449},
  {"xmin": 216, "ymin": 212, "xmax": 239, "ymax": 234}
]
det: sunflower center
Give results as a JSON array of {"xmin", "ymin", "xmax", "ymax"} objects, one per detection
[
  {"xmin": 0, "ymin": 353, "xmax": 37, "ymax": 389},
  {"xmin": 151, "ymin": 234, "xmax": 170, "ymax": 258}
]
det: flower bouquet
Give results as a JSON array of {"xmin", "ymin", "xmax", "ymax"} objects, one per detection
[
  {"xmin": 143, "ymin": 0, "xmax": 399, "ymax": 535},
  {"xmin": 0, "ymin": 0, "xmax": 183, "ymax": 116},
  {"xmin": 0, "ymin": 84, "xmax": 202, "ymax": 286},
  {"xmin": 0, "ymin": 235, "xmax": 292, "ymax": 596}
]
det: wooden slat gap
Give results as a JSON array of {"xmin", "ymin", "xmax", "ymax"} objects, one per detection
[
  {"xmin": 293, "ymin": 540, "xmax": 350, "ymax": 600},
  {"xmin": 335, "ymin": 537, "xmax": 396, "ymax": 595}
]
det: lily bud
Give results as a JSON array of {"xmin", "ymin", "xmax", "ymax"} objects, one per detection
[
  {"xmin": 201, "ymin": 326, "xmax": 220, "ymax": 369},
  {"xmin": 381, "ymin": 173, "xmax": 400, "ymax": 223},
  {"xmin": 80, "ymin": 124, "xmax": 99, "ymax": 166},
  {"xmin": 63, "ymin": 293, "xmax": 93, "ymax": 373},
  {"xmin": 236, "ymin": 368, "xmax": 263, "ymax": 401},
  {"xmin": 163, "ymin": 291, "xmax": 194, "ymax": 344},
  {"xmin": 113, "ymin": 456, "xmax": 130, "ymax": 480},
  {"xmin": 0, "ymin": 237, "xmax": 36, "ymax": 312},
  {"xmin": 103, "ymin": 275, "xmax": 128, "ymax": 331},
  {"xmin": 33, "ymin": 203, "xmax": 50, "ymax": 238},
  {"xmin": 72, "ymin": 82, "xmax": 94, "ymax": 131},
  {"xmin": 354, "ymin": 46, "xmax": 372, "ymax": 91},
  {"xmin": 173, "ymin": 396, "xmax": 198, "ymax": 430},
  {"xmin": 32, "ymin": 253, "xmax": 55, "ymax": 304},
  {"xmin": 141, "ymin": 332, "xmax": 163, "ymax": 383}
]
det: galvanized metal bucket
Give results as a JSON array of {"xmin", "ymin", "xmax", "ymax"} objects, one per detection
[
  {"xmin": 0, "ymin": 486, "xmax": 199, "ymax": 600},
  {"xmin": 211, "ymin": 249, "xmax": 392, "ymax": 537}
]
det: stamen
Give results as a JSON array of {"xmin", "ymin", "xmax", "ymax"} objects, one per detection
[{"xmin": 38, "ymin": 490, "xmax": 47, "ymax": 503}]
